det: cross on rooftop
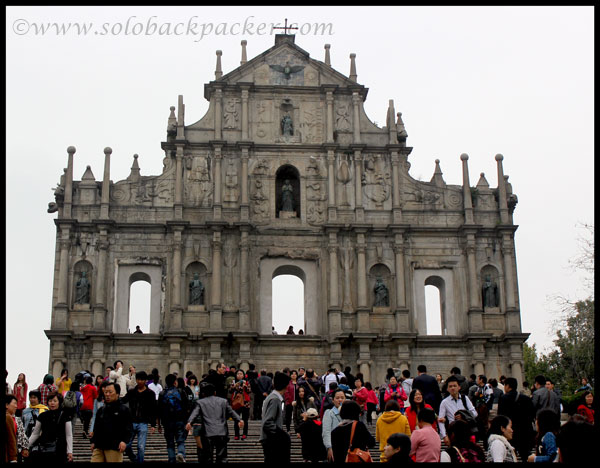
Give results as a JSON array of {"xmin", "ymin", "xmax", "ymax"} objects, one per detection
[{"xmin": 273, "ymin": 18, "xmax": 298, "ymax": 35}]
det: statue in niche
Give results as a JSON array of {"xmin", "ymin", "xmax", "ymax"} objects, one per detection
[
  {"xmin": 223, "ymin": 239, "xmax": 238, "ymax": 310},
  {"xmin": 373, "ymin": 277, "xmax": 389, "ymax": 307},
  {"xmin": 281, "ymin": 114, "xmax": 293, "ymax": 136},
  {"xmin": 189, "ymin": 273, "xmax": 205, "ymax": 306},
  {"xmin": 335, "ymin": 104, "xmax": 351, "ymax": 131},
  {"xmin": 482, "ymin": 274, "xmax": 499, "ymax": 308},
  {"xmin": 336, "ymin": 154, "xmax": 353, "ymax": 206},
  {"xmin": 223, "ymin": 99, "xmax": 239, "ymax": 129},
  {"xmin": 250, "ymin": 179, "xmax": 269, "ymax": 219},
  {"xmin": 224, "ymin": 160, "xmax": 239, "ymax": 202},
  {"xmin": 339, "ymin": 238, "xmax": 354, "ymax": 311},
  {"xmin": 75, "ymin": 271, "xmax": 90, "ymax": 304},
  {"xmin": 281, "ymin": 179, "xmax": 295, "ymax": 212}
]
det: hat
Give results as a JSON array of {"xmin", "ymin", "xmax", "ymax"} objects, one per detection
[{"xmin": 306, "ymin": 408, "xmax": 319, "ymax": 419}]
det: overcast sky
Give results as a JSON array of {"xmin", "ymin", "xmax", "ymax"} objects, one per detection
[{"xmin": 6, "ymin": 6, "xmax": 593, "ymax": 387}]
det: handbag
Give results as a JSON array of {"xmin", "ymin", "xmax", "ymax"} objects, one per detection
[
  {"xmin": 231, "ymin": 391, "xmax": 245, "ymax": 411},
  {"xmin": 40, "ymin": 441, "xmax": 57, "ymax": 454},
  {"xmin": 345, "ymin": 421, "xmax": 372, "ymax": 463}
]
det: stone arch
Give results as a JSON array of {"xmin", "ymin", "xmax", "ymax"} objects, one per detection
[
  {"xmin": 114, "ymin": 264, "xmax": 162, "ymax": 333},
  {"xmin": 259, "ymin": 258, "xmax": 319, "ymax": 335},
  {"xmin": 275, "ymin": 164, "xmax": 301, "ymax": 218},
  {"xmin": 368, "ymin": 263, "xmax": 392, "ymax": 308},
  {"xmin": 412, "ymin": 269, "xmax": 457, "ymax": 336},
  {"xmin": 72, "ymin": 260, "xmax": 93, "ymax": 306},
  {"xmin": 185, "ymin": 261, "xmax": 209, "ymax": 307}
]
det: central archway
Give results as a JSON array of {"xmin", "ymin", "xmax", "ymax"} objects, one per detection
[
  {"xmin": 259, "ymin": 258, "xmax": 319, "ymax": 335},
  {"xmin": 272, "ymin": 268, "xmax": 305, "ymax": 335}
]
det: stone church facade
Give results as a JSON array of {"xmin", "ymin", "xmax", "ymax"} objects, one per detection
[{"xmin": 46, "ymin": 34, "xmax": 528, "ymax": 384}]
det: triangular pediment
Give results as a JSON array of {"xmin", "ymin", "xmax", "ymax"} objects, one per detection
[{"xmin": 218, "ymin": 36, "xmax": 359, "ymax": 88}]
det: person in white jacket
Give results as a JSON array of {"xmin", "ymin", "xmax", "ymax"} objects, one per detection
[
  {"xmin": 321, "ymin": 388, "xmax": 346, "ymax": 462},
  {"xmin": 108, "ymin": 360, "xmax": 130, "ymax": 398}
]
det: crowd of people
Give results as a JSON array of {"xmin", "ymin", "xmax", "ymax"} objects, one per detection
[{"xmin": 4, "ymin": 364, "xmax": 595, "ymax": 463}]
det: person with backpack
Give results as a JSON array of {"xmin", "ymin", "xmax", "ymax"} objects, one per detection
[
  {"xmin": 229, "ymin": 370, "xmax": 251, "ymax": 440},
  {"xmin": 79, "ymin": 376, "xmax": 97, "ymax": 438},
  {"xmin": 37, "ymin": 374, "xmax": 58, "ymax": 407},
  {"xmin": 21, "ymin": 390, "xmax": 48, "ymax": 442},
  {"xmin": 527, "ymin": 408, "xmax": 559, "ymax": 462},
  {"xmin": 158, "ymin": 373, "xmax": 189, "ymax": 463},
  {"xmin": 438, "ymin": 375, "xmax": 478, "ymax": 446},
  {"xmin": 441, "ymin": 367, "xmax": 470, "ymax": 397},
  {"xmin": 62, "ymin": 381, "xmax": 82, "ymax": 423},
  {"xmin": 296, "ymin": 407, "xmax": 327, "ymax": 462},
  {"xmin": 384, "ymin": 375, "xmax": 408, "ymax": 414},
  {"xmin": 440, "ymin": 419, "xmax": 485, "ymax": 462},
  {"xmin": 319, "ymin": 382, "xmax": 338, "ymax": 420}
]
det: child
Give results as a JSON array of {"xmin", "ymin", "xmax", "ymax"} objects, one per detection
[
  {"xmin": 409, "ymin": 407, "xmax": 441, "ymax": 462},
  {"xmin": 527, "ymin": 408, "xmax": 559, "ymax": 462},
  {"xmin": 297, "ymin": 407, "xmax": 327, "ymax": 462}
]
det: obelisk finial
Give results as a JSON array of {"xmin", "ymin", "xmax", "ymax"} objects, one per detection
[
  {"xmin": 215, "ymin": 50, "xmax": 223, "ymax": 79},
  {"xmin": 349, "ymin": 53, "xmax": 357, "ymax": 82},
  {"xmin": 324, "ymin": 44, "xmax": 331, "ymax": 66},
  {"xmin": 240, "ymin": 40, "xmax": 247, "ymax": 65}
]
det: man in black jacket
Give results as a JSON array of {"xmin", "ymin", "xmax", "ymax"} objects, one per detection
[
  {"xmin": 121, "ymin": 371, "xmax": 157, "ymax": 463},
  {"xmin": 498, "ymin": 377, "xmax": 535, "ymax": 462},
  {"xmin": 203, "ymin": 363, "xmax": 228, "ymax": 399},
  {"xmin": 158, "ymin": 374, "xmax": 190, "ymax": 463},
  {"xmin": 412, "ymin": 365, "xmax": 443, "ymax": 413},
  {"xmin": 441, "ymin": 367, "xmax": 470, "ymax": 397},
  {"xmin": 90, "ymin": 381, "xmax": 133, "ymax": 462}
]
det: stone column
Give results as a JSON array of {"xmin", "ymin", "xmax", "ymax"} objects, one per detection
[
  {"xmin": 474, "ymin": 361, "xmax": 485, "ymax": 376},
  {"xmin": 93, "ymin": 230, "xmax": 109, "ymax": 329},
  {"xmin": 501, "ymin": 234, "xmax": 516, "ymax": 309},
  {"xmin": 100, "ymin": 147, "xmax": 112, "ymax": 220},
  {"xmin": 461, "ymin": 154, "xmax": 474, "ymax": 224},
  {"xmin": 210, "ymin": 230, "xmax": 222, "ymax": 329},
  {"xmin": 213, "ymin": 145, "xmax": 222, "ymax": 219},
  {"xmin": 353, "ymin": 148, "xmax": 364, "ymax": 221},
  {"xmin": 393, "ymin": 234, "xmax": 406, "ymax": 308},
  {"xmin": 357, "ymin": 341, "xmax": 371, "ymax": 383},
  {"xmin": 56, "ymin": 227, "xmax": 71, "ymax": 307},
  {"xmin": 176, "ymin": 95, "xmax": 185, "ymax": 140},
  {"xmin": 239, "ymin": 228, "xmax": 250, "ymax": 328},
  {"xmin": 171, "ymin": 228, "xmax": 183, "ymax": 329},
  {"xmin": 326, "ymin": 91, "xmax": 334, "ymax": 143},
  {"xmin": 390, "ymin": 149, "xmax": 402, "ymax": 223},
  {"xmin": 214, "ymin": 88, "xmax": 223, "ymax": 140},
  {"xmin": 328, "ymin": 233, "xmax": 339, "ymax": 308},
  {"xmin": 495, "ymin": 154, "xmax": 509, "ymax": 224},
  {"xmin": 326, "ymin": 148, "xmax": 337, "ymax": 221},
  {"xmin": 168, "ymin": 341, "xmax": 182, "ymax": 375},
  {"xmin": 63, "ymin": 146, "xmax": 75, "ymax": 218},
  {"xmin": 239, "ymin": 144, "xmax": 250, "ymax": 221},
  {"xmin": 356, "ymin": 231, "xmax": 369, "ymax": 330},
  {"xmin": 174, "ymin": 146, "xmax": 184, "ymax": 219},
  {"xmin": 352, "ymin": 92, "xmax": 361, "ymax": 143},
  {"xmin": 466, "ymin": 234, "xmax": 480, "ymax": 309},
  {"xmin": 241, "ymin": 87, "xmax": 249, "ymax": 140}
]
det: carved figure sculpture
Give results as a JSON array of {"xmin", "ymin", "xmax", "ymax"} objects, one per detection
[
  {"xmin": 189, "ymin": 273, "xmax": 205, "ymax": 305},
  {"xmin": 281, "ymin": 114, "xmax": 293, "ymax": 136},
  {"xmin": 373, "ymin": 277, "xmax": 389, "ymax": 307},
  {"xmin": 281, "ymin": 179, "xmax": 294, "ymax": 212},
  {"xmin": 482, "ymin": 274, "xmax": 499, "ymax": 308},
  {"xmin": 75, "ymin": 271, "xmax": 90, "ymax": 304}
]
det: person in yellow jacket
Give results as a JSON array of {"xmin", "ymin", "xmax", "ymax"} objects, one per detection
[{"xmin": 375, "ymin": 399, "xmax": 411, "ymax": 462}]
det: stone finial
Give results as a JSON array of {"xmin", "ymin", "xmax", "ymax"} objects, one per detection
[
  {"xmin": 67, "ymin": 146, "xmax": 76, "ymax": 155},
  {"xmin": 177, "ymin": 95, "xmax": 185, "ymax": 140},
  {"xmin": 430, "ymin": 159, "xmax": 446, "ymax": 187},
  {"xmin": 396, "ymin": 112, "xmax": 408, "ymax": 138},
  {"xmin": 81, "ymin": 165, "xmax": 96, "ymax": 181},
  {"xmin": 495, "ymin": 153, "xmax": 504, "ymax": 161},
  {"xmin": 104, "ymin": 147, "xmax": 112, "ymax": 155},
  {"xmin": 128, "ymin": 154, "xmax": 141, "ymax": 182},
  {"xmin": 349, "ymin": 53, "xmax": 357, "ymax": 82},
  {"xmin": 476, "ymin": 172, "xmax": 490, "ymax": 189},
  {"xmin": 324, "ymin": 44, "xmax": 331, "ymax": 66},
  {"xmin": 167, "ymin": 105, "xmax": 177, "ymax": 134},
  {"xmin": 240, "ymin": 40, "xmax": 247, "ymax": 65},
  {"xmin": 387, "ymin": 100, "xmax": 397, "ymax": 144},
  {"xmin": 215, "ymin": 50, "xmax": 223, "ymax": 79}
]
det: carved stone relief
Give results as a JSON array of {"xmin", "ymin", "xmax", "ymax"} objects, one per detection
[
  {"xmin": 224, "ymin": 159, "xmax": 239, "ymax": 203},
  {"xmin": 223, "ymin": 99, "xmax": 240, "ymax": 129},
  {"xmin": 185, "ymin": 155, "xmax": 213, "ymax": 207},
  {"xmin": 361, "ymin": 154, "xmax": 391, "ymax": 208},
  {"xmin": 335, "ymin": 102, "xmax": 351, "ymax": 131},
  {"xmin": 298, "ymin": 103, "xmax": 323, "ymax": 143},
  {"xmin": 306, "ymin": 181, "xmax": 327, "ymax": 225},
  {"xmin": 336, "ymin": 153, "xmax": 353, "ymax": 207},
  {"xmin": 250, "ymin": 179, "xmax": 269, "ymax": 221},
  {"xmin": 254, "ymin": 100, "xmax": 271, "ymax": 140}
]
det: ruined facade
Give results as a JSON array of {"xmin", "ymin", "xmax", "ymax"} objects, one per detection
[{"xmin": 46, "ymin": 35, "xmax": 527, "ymax": 384}]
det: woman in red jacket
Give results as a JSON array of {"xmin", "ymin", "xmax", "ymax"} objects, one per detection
[
  {"xmin": 405, "ymin": 389, "xmax": 437, "ymax": 433},
  {"xmin": 577, "ymin": 391, "xmax": 594, "ymax": 425},
  {"xmin": 352, "ymin": 378, "xmax": 369, "ymax": 423},
  {"xmin": 384, "ymin": 376, "xmax": 408, "ymax": 412},
  {"xmin": 13, "ymin": 373, "xmax": 28, "ymax": 418}
]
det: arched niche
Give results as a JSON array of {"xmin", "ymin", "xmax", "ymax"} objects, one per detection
[
  {"xmin": 72, "ymin": 260, "xmax": 93, "ymax": 306},
  {"xmin": 259, "ymin": 258, "xmax": 319, "ymax": 335},
  {"xmin": 275, "ymin": 165, "xmax": 300, "ymax": 219},
  {"xmin": 480, "ymin": 264, "xmax": 501, "ymax": 310},
  {"xmin": 113, "ymin": 264, "xmax": 162, "ymax": 333},
  {"xmin": 368, "ymin": 263, "xmax": 392, "ymax": 308},
  {"xmin": 185, "ymin": 261, "xmax": 209, "ymax": 308},
  {"xmin": 412, "ymin": 269, "xmax": 457, "ymax": 336}
]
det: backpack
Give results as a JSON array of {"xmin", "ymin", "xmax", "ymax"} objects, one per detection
[
  {"xmin": 164, "ymin": 387, "xmax": 184, "ymax": 415},
  {"xmin": 24, "ymin": 409, "xmax": 39, "ymax": 438},
  {"xmin": 451, "ymin": 446, "xmax": 485, "ymax": 463},
  {"xmin": 63, "ymin": 390, "xmax": 78, "ymax": 409}
]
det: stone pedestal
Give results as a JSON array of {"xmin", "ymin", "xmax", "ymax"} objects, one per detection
[{"xmin": 280, "ymin": 211, "xmax": 297, "ymax": 219}]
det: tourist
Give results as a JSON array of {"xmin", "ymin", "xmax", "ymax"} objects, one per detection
[
  {"xmin": 5, "ymin": 370, "xmax": 13, "ymax": 395},
  {"xmin": 331, "ymin": 400, "xmax": 375, "ymax": 463},
  {"xmin": 13, "ymin": 373, "xmax": 27, "ymax": 418},
  {"xmin": 38, "ymin": 374, "xmax": 58, "ymax": 406},
  {"xmin": 109, "ymin": 360, "xmax": 129, "ymax": 398},
  {"xmin": 352, "ymin": 378, "xmax": 369, "ymax": 424},
  {"xmin": 80, "ymin": 376, "xmax": 97, "ymax": 438},
  {"xmin": 440, "ymin": 419, "xmax": 485, "ymax": 462},
  {"xmin": 472, "ymin": 374, "xmax": 493, "ymax": 411},
  {"xmin": 260, "ymin": 372, "xmax": 292, "ymax": 463},
  {"xmin": 89, "ymin": 381, "xmax": 132, "ymax": 462},
  {"xmin": 532, "ymin": 374, "xmax": 561, "ymax": 417},
  {"xmin": 292, "ymin": 385, "xmax": 317, "ymax": 432},
  {"xmin": 187, "ymin": 374, "xmax": 200, "ymax": 401},
  {"xmin": 497, "ymin": 376, "xmax": 535, "ymax": 462},
  {"xmin": 485, "ymin": 415, "xmax": 518, "ymax": 462},
  {"xmin": 556, "ymin": 416, "xmax": 595, "ymax": 463},
  {"xmin": 296, "ymin": 407, "xmax": 327, "ymax": 462},
  {"xmin": 322, "ymin": 388, "xmax": 346, "ymax": 462},
  {"xmin": 408, "ymin": 407, "xmax": 440, "ymax": 462},
  {"xmin": 94, "ymin": 374, "xmax": 104, "ymax": 389},
  {"xmin": 527, "ymin": 408, "xmax": 559, "ymax": 462},
  {"xmin": 158, "ymin": 374, "xmax": 189, "ymax": 463},
  {"xmin": 521, "ymin": 381, "xmax": 532, "ymax": 397},
  {"xmin": 343, "ymin": 366, "xmax": 356, "ymax": 390},
  {"xmin": 400, "ymin": 370, "xmax": 413, "ymax": 404},
  {"xmin": 255, "ymin": 369, "xmax": 272, "ymax": 419},
  {"xmin": 133, "ymin": 325, "xmax": 143, "ymax": 334},
  {"xmin": 375, "ymin": 399, "xmax": 411, "ymax": 462},
  {"xmin": 121, "ymin": 371, "xmax": 156, "ymax": 463},
  {"xmin": 88, "ymin": 385, "xmax": 105, "ymax": 437},
  {"xmin": 364, "ymin": 382, "xmax": 379, "ymax": 424},
  {"xmin": 404, "ymin": 388, "xmax": 437, "ymax": 433},
  {"xmin": 300, "ymin": 369, "xmax": 321, "ymax": 411},
  {"xmin": 271, "ymin": 326, "xmax": 277, "ymax": 335},
  {"xmin": 178, "ymin": 377, "xmax": 194, "ymax": 415},
  {"xmin": 230, "ymin": 370, "xmax": 251, "ymax": 440},
  {"xmin": 576, "ymin": 391, "xmax": 594, "ymax": 424},
  {"xmin": 283, "ymin": 369, "xmax": 298, "ymax": 432},
  {"xmin": 126, "ymin": 365, "xmax": 137, "ymax": 392},
  {"xmin": 62, "ymin": 381, "xmax": 83, "ymax": 423},
  {"xmin": 489, "ymin": 378, "xmax": 503, "ymax": 410},
  {"xmin": 186, "ymin": 382, "xmax": 243, "ymax": 463},
  {"xmin": 441, "ymin": 367, "xmax": 470, "ymax": 396},
  {"xmin": 7, "ymin": 394, "xmax": 28, "ymax": 461},
  {"xmin": 21, "ymin": 390, "xmax": 48, "ymax": 440},
  {"xmin": 384, "ymin": 375, "xmax": 408, "ymax": 413},
  {"xmin": 286, "ymin": 325, "xmax": 295, "ymax": 335},
  {"xmin": 27, "ymin": 391, "xmax": 73, "ymax": 463},
  {"xmin": 6, "ymin": 394, "xmax": 18, "ymax": 462},
  {"xmin": 574, "ymin": 377, "xmax": 593, "ymax": 394},
  {"xmin": 412, "ymin": 365, "xmax": 443, "ymax": 413},
  {"xmin": 383, "ymin": 432, "xmax": 412, "ymax": 464},
  {"xmin": 298, "ymin": 329, "xmax": 304, "ymax": 335},
  {"xmin": 435, "ymin": 373, "xmax": 444, "ymax": 393},
  {"xmin": 56, "ymin": 369, "xmax": 71, "ymax": 396},
  {"xmin": 438, "ymin": 375, "xmax": 478, "ymax": 446}
]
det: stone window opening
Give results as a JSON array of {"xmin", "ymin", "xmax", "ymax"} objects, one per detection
[
  {"xmin": 424, "ymin": 276, "xmax": 447, "ymax": 335},
  {"xmin": 128, "ymin": 273, "xmax": 151, "ymax": 334},
  {"xmin": 272, "ymin": 269, "xmax": 305, "ymax": 336}
]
